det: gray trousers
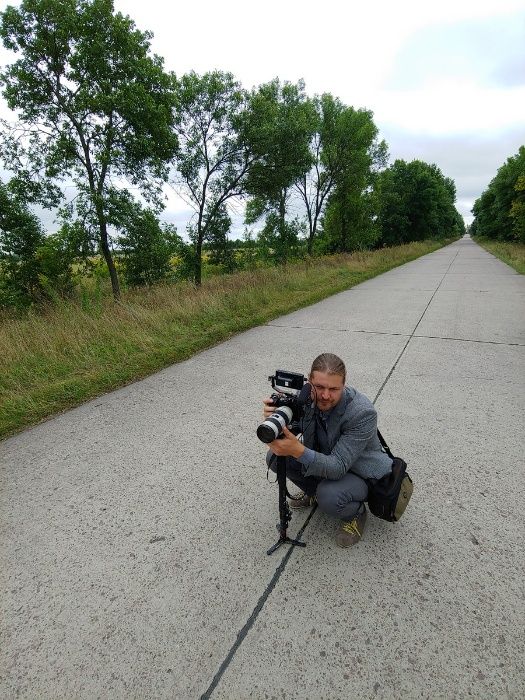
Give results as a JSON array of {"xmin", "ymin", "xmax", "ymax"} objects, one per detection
[{"xmin": 271, "ymin": 457, "xmax": 368, "ymax": 521}]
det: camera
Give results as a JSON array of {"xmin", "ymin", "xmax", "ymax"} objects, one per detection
[{"xmin": 256, "ymin": 370, "xmax": 312, "ymax": 443}]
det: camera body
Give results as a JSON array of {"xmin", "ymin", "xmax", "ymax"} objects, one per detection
[{"xmin": 257, "ymin": 370, "xmax": 311, "ymax": 444}]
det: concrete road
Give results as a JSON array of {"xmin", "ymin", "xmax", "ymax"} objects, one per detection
[{"xmin": 1, "ymin": 236, "xmax": 524, "ymax": 699}]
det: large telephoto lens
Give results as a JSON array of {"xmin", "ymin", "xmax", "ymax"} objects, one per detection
[{"xmin": 256, "ymin": 406, "xmax": 293, "ymax": 443}]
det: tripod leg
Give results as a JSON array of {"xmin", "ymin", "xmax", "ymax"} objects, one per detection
[
  {"xmin": 267, "ymin": 536, "xmax": 306, "ymax": 555},
  {"xmin": 267, "ymin": 455, "xmax": 307, "ymax": 555},
  {"xmin": 267, "ymin": 539, "xmax": 283, "ymax": 555}
]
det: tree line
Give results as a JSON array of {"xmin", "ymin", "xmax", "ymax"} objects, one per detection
[
  {"xmin": 470, "ymin": 146, "xmax": 525, "ymax": 242},
  {"xmin": 0, "ymin": 0, "xmax": 464, "ymax": 309}
]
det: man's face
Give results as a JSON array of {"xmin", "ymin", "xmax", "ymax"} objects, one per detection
[{"xmin": 309, "ymin": 370, "xmax": 345, "ymax": 412}]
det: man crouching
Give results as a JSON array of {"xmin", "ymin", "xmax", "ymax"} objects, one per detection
[{"xmin": 263, "ymin": 353, "xmax": 392, "ymax": 547}]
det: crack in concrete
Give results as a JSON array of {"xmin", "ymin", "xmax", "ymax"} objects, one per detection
[
  {"xmin": 202, "ymin": 242, "xmax": 521, "ymax": 698},
  {"xmin": 203, "ymin": 247, "xmax": 460, "ymax": 699},
  {"xmin": 200, "ymin": 506, "xmax": 317, "ymax": 699},
  {"xmin": 412, "ymin": 334, "xmax": 524, "ymax": 347},
  {"xmin": 373, "ymin": 248, "xmax": 460, "ymax": 403},
  {"xmin": 266, "ymin": 323, "xmax": 524, "ymax": 347}
]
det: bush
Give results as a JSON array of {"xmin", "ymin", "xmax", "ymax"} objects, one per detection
[
  {"xmin": 119, "ymin": 209, "xmax": 182, "ymax": 287},
  {"xmin": 0, "ymin": 181, "xmax": 45, "ymax": 308}
]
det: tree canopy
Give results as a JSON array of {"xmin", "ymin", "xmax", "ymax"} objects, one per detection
[
  {"xmin": 171, "ymin": 70, "xmax": 251, "ymax": 285},
  {"xmin": 0, "ymin": 178, "xmax": 80, "ymax": 306},
  {"xmin": 0, "ymin": 178, "xmax": 45, "ymax": 305},
  {"xmin": 242, "ymin": 79, "xmax": 317, "ymax": 263},
  {"xmin": 377, "ymin": 159, "xmax": 464, "ymax": 245},
  {"xmin": 320, "ymin": 107, "xmax": 387, "ymax": 253},
  {"xmin": 471, "ymin": 146, "xmax": 525, "ymax": 242},
  {"xmin": 0, "ymin": 0, "xmax": 468, "ymax": 309},
  {"xmin": 0, "ymin": 0, "xmax": 178, "ymax": 298}
]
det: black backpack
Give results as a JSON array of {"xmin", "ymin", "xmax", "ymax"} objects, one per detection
[{"xmin": 367, "ymin": 431, "xmax": 414, "ymax": 522}]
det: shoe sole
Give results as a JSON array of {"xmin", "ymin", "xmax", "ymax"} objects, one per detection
[{"xmin": 335, "ymin": 536, "xmax": 361, "ymax": 547}]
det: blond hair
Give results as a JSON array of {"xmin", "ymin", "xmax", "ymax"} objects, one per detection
[{"xmin": 309, "ymin": 353, "xmax": 346, "ymax": 382}]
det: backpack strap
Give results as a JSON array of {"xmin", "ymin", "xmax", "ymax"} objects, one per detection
[{"xmin": 377, "ymin": 429, "xmax": 395, "ymax": 460}]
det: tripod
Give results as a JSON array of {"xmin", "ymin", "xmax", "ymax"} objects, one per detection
[{"xmin": 267, "ymin": 455, "xmax": 307, "ymax": 555}]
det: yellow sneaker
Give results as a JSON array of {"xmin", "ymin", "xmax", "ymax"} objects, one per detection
[{"xmin": 336, "ymin": 507, "xmax": 367, "ymax": 547}]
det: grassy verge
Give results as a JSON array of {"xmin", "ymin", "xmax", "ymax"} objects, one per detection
[
  {"xmin": 1, "ymin": 240, "xmax": 452, "ymax": 439},
  {"xmin": 473, "ymin": 237, "xmax": 525, "ymax": 274}
]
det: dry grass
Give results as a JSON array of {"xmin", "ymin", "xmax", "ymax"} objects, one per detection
[
  {"xmin": 1, "ymin": 240, "xmax": 451, "ymax": 439},
  {"xmin": 473, "ymin": 238, "xmax": 525, "ymax": 274}
]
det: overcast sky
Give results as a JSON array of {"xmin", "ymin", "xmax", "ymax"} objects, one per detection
[{"xmin": 1, "ymin": 0, "xmax": 524, "ymax": 234}]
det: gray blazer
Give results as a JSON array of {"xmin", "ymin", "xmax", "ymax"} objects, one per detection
[{"xmin": 301, "ymin": 386, "xmax": 393, "ymax": 481}]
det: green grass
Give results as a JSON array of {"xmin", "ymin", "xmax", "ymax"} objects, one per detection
[
  {"xmin": 0, "ymin": 240, "xmax": 453, "ymax": 439},
  {"xmin": 473, "ymin": 237, "xmax": 525, "ymax": 274}
]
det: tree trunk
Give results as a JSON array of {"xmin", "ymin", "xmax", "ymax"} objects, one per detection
[
  {"xmin": 86, "ymin": 150, "xmax": 120, "ymax": 299},
  {"xmin": 307, "ymin": 212, "xmax": 319, "ymax": 255},
  {"xmin": 341, "ymin": 194, "xmax": 348, "ymax": 252},
  {"xmin": 194, "ymin": 231, "xmax": 203, "ymax": 286},
  {"xmin": 306, "ymin": 209, "xmax": 314, "ymax": 255},
  {"xmin": 278, "ymin": 192, "xmax": 287, "ymax": 264},
  {"xmin": 97, "ymin": 210, "xmax": 121, "ymax": 300}
]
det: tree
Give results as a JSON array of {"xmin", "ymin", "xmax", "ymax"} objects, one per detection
[
  {"xmin": 204, "ymin": 205, "xmax": 238, "ymax": 273},
  {"xmin": 471, "ymin": 188, "xmax": 497, "ymax": 239},
  {"xmin": 171, "ymin": 71, "xmax": 252, "ymax": 285},
  {"xmin": 320, "ymin": 108, "xmax": 387, "ymax": 253},
  {"xmin": 294, "ymin": 96, "xmax": 386, "ymax": 254},
  {"xmin": 294, "ymin": 94, "xmax": 342, "ymax": 253},
  {"xmin": 256, "ymin": 214, "xmax": 305, "ymax": 266},
  {"xmin": 472, "ymin": 146, "xmax": 525, "ymax": 241},
  {"xmin": 242, "ymin": 79, "xmax": 316, "ymax": 263},
  {"xmin": 378, "ymin": 160, "xmax": 463, "ymax": 246},
  {"xmin": 0, "ymin": 0, "xmax": 178, "ymax": 299},
  {"xmin": 510, "ymin": 175, "xmax": 525, "ymax": 242}
]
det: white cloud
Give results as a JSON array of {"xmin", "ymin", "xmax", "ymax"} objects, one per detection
[
  {"xmin": 1, "ymin": 0, "xmax": 524, "ymax": 230},
  {"xmin": 370, "ymin": 83, "xmax": 525, "ymax": 135},
  {"xmin": 113, "ymin": 0, "xmax": 525, "ymax": 227}
]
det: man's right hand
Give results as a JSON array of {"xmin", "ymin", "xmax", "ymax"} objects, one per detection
[{"xmin": 262, "ymin": 397, "xmax": 276, "ymax": 419}]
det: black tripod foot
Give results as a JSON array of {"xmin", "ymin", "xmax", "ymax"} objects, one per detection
[
  {"xmin": 267, "ymin": 535, "xmax": 307, "ymax": 555},
  {"xmin": 267, "ymin": 454, "xmax": 308, "ymax": 555}
]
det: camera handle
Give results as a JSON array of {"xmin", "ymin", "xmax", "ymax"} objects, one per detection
[{"xmin": 267, "ymin": 454, "xmax": 307, "ymax": 555}]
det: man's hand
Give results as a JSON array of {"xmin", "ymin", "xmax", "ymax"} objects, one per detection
[
  {"xmin": 262, "ymin": 397, "xmax": 276, "ymax": 418},
  {"xmin": 268, "ymin": 426, "xmax": 305, "ymax": 459}
]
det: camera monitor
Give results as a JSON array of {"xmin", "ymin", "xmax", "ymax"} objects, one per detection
[{"xmin": 270, "ymin": 370, "xmax": 306, "ymax": 396}]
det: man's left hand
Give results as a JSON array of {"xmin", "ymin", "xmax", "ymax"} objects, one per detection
[{"xmin": 268, "ymin": 426, "xmax": 305, "ymax": 459}]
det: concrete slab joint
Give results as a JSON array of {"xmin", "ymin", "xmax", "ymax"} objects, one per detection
[{"xmin": 1, "ymin": 238, "xmax": 524, "ymax": 699}]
